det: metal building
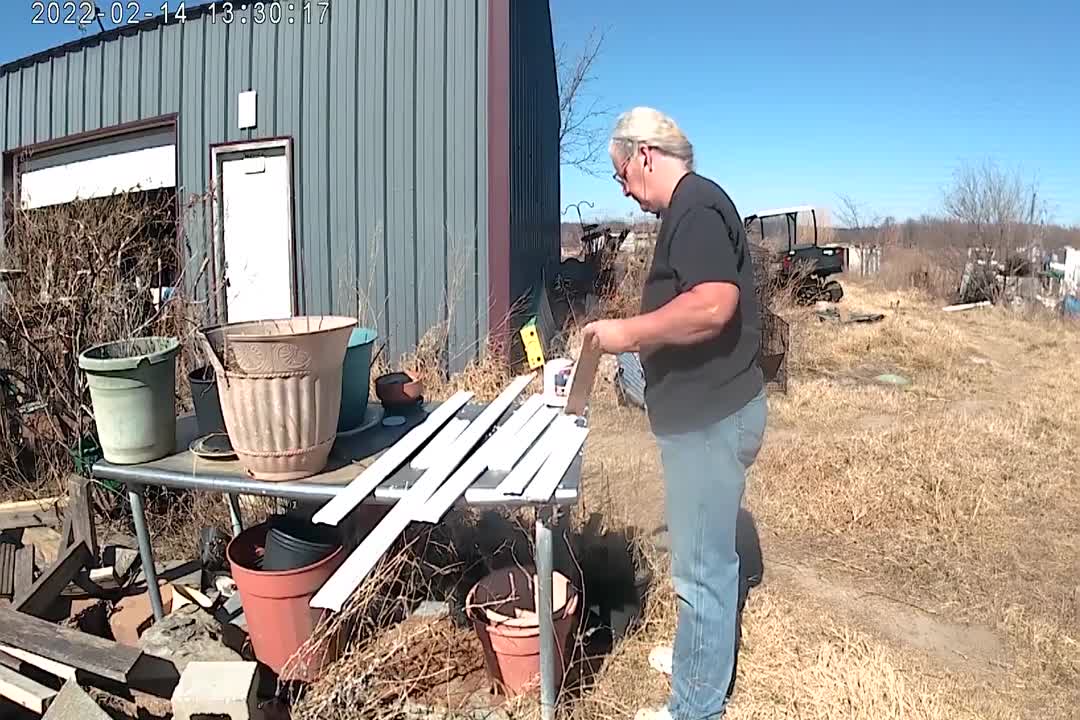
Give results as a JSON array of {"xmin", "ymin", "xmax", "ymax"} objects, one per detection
[{"xmin": 0, "ymin": 0, "xmax": 560, "ymax": 367}]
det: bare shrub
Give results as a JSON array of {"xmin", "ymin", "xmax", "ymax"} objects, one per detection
[
  {"xmin": 871, "ymin": 246, "xmax": 965, "ymax": 300},
  {"xmin": 0, "ymin": 188, "xmax": 211, "ymax": 500}
]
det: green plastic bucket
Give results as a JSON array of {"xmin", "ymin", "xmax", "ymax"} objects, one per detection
[
  {"xmin": 337, "ymin": 327, "xmax": 378, "ymax": 432},
  {"xmin": 78, "ymin": 337, "xmax": 181, "ymax": 465}
]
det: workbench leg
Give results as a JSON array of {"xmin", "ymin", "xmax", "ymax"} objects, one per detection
[
  {"xmin": 226, "ymin": 494, "xmax": 244, "ymax": 537},
  {"xmin": 129, "ymin": 483, "xmax": 165, "ymax": 623},
  {"xmin": 536, "ymin": 506, "xmax": 557, "ymax": 720}
]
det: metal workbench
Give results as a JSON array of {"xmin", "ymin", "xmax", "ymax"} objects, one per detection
[{"xmin": 91, "ymin": 400, "xmax": 581, "ymax": 719}]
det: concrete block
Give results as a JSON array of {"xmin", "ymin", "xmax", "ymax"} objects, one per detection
[
  {"xmin": 171, "ymin": 661, "xmax": 260, "ymax": 720},
  {"xmin": 43, "ymin": 681, "xmax": 111, "ymax": 720}
]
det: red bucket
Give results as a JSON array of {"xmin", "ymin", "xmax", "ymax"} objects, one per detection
[{"xmin": 227, "ymin": 522, "xmax": 346, "ymax": 681}]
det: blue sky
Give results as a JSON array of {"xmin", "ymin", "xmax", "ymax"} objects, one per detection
[
  {"xmin": 551, "ymin": 0, "xmax": 1080, "ymax": 226},
  {"xmin": 2, "ymin": 1, "xmax": 1077, "ymax": 226}
]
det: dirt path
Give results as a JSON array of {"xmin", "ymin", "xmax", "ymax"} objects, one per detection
[{"xmin": 760, "ymin": 548, "xmax": 1007, "ymax": 677}]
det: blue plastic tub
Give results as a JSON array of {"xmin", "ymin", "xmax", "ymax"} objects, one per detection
[{"xmin": 338, "ymin": 327, "xmax": 378, "ymax": 432}]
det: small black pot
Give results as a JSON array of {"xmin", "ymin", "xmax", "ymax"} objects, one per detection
[
  {"xmin": 189, "ymin": 365, "xmax": 227, "ymax": 437},
  {"xmin": 262, "ymin": 515, "xmax": 341, "ymax": 572}
]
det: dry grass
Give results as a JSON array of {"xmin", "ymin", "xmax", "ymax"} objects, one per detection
[
  {"xmin": 291, "ymin": 259, "xmax": 1079, "ymax": 720},
  {"xmin": 539, "ymin": 276, "xmax": 1079, "ymax": 719},
  {"xmin": 6, "ymin": 204, "xmax": 1072, "ymax": 720}
]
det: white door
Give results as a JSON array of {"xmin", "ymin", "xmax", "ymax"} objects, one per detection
[{"xmin": 220, "ymin": 147, "xmax": 294, "ymax": 323}]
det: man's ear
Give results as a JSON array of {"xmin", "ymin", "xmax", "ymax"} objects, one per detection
[{"xmin": 640, "ymin": 144, "xmax": 652, "ymax": 171}]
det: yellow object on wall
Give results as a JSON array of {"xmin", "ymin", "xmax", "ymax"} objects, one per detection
[{"xmin": 520, "ymin": 321, "xmax": 545, "ymax": 369}]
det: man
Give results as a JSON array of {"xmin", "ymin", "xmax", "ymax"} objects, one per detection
[{"xmin": 582, "ymin": 107, "xmax": 768, "ymax": 720}]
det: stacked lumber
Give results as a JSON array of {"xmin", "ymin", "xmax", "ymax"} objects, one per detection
[
  {"xmin": 309, "ymin": 337, "xmax": 602, "ymax": 612},
  {"xmin": 0, "ymin": 479, "xmax": 179, "ymax": 716}
]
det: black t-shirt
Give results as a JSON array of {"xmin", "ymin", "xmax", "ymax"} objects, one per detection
[{"xmin": 639, "ymin": 172, "xmax": 764, "ymax": 435}]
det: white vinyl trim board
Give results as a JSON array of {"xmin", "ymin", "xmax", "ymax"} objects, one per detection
[
  {"xmin": 523, "ymin": 422, "xmax": 589, "ymax": 502},
  {"xmin": 464, "ymin": 415, "xmax": 573, "ymax": 504},
  {"xmin": 309, "ymin": 374, "xmax": 535, "ymax": 612},
  {"xmin": 492, "ymin": 393, "xmax": 545, "ymax": 438},
  {"xmin": 20, "ymin": 144, "xmax": 176, "ymax": 210},
  {"xmin": 311, "ymin": 390, "xmax": 474, "ymax": 527},
  {"xmin": 487, "ymin": 405, "xmax": 558, "ymax": 472},
  {"xmin": 415, "ymin": 393, "xmax": 548, "ymax": 523},
  {"xmin": 496, "ymin": 416, "xmax": 571, "ymax": 494},
  {"xmin": 410, "ymin": 417, "xmax": 470, "ymax": 471}
]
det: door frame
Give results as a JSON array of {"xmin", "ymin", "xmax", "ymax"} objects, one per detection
[{"xmin": 209, "ymin": 137, "xmax": 297, "ymax": 324}]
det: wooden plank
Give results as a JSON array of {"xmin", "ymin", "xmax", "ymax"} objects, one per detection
[
  {"xmin": 0, "ymin": 645, "xmax": 77, "ymax": 681},
  {"xmin": 523, "ymin": 423, "xmax": 590, "ymax": 502},
  {"xmin": 311, "ymin": 390, "xmax": 474, "ymax": 526},
  {"xmin": 0, "ymin": 663, "xmax": 58, "ymax": 714},
  {"xmin": 0, "ymin": 497, "xmax": 66, "ymax": 532},
  {"xmin": 0, "ymin": 543, "xmax": 14, "ymax": 597},
  {"xmin": 417, "ymin": 396, "xmax": 551, "ymax": 522},
  {"xmin": 410, "ymin": 417, "xmax": 469, "ymax": 471},
  {"xmin": 0, "ymin": 511, "xmax": 59, "ymax": 532},
  {"xmin": 0, "ymin": 607, "xmax": 143, "ymax": 684},
  {"xmin": 0, "ymin": 498, "xmax": 66, "ymax": 515},
  {"xmin": 13, "ymin": 545, "xmax": 34, "ymax": 600},
  {"xmin": 66, "ymin": 477, "xmax": 98, "ymax": 560},
  {"xmin": 564, "ymin": 335, "xmax": 601, "ymax": 416},
  {"xmin": 310, "ymin": 374, "xmax": 535, "ymax": 612},
  {"xmin": 13, "ymin": 540, "xmax": 91, "ymax": 618},
  {"xmin": 487, "ymin": 405, "xmax": 558, "ymax": 472}
]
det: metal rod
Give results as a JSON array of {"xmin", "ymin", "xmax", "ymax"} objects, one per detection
[
  {"xmin": 93, "ymin": 463, "xmax": 581, "ymax": 508},
  {"xmin": 226, "ymin": 494, "xmax": 243, "ymax": 536},
  {"xmin": 128, "ymin": 484, "xmax": 165, "ymax": 622},
  {"xmin": 536, "ymin": 507, "xmax": 557, "ymax": 720}
]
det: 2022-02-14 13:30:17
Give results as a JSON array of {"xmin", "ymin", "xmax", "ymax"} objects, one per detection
[{"xmin": 29, "ymin": 2, "xmax": 331, "ymax": 26}]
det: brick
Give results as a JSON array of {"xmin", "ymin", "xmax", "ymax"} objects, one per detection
[
  {"xmin": 110, "ymin": 583, "xmax": 174, "ymax": 647},
  {"xmin": 171, "ymin": 661, "xmax": 260, "ymax": 720}
]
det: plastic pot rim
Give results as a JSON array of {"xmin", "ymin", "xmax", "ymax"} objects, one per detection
[
  {"xmin": 464, "ymin": 571, "xmax": 580, "ymax": 633},
  {"xmin": 470, "ymin": 594, "xmax": 581, "ymax": 640},
  {"xmin": 226, "ymin": 522, "xmax": 345, "ymax": 579},
  {"xmin": 77, "ymin": 336, "xmax": 180, "ymax": 373},
  {"xmin": 347, "ymin": 327, "xmax": 378, "ymax": 348},
  {"xmin": 200, "ymin": 315, "xmax": 359, "ymax": 344}
]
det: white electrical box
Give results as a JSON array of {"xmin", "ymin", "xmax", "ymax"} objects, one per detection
[{"xmin": 238, "ymin": 91, "xmax": 257, "ymax": 130}]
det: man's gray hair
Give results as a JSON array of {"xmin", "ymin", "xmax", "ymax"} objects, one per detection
[{"xmin": 609, "ymin": 106, "xmax": 695, "ymax": 171}]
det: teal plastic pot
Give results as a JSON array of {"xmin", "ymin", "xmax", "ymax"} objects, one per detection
[
  {"xmin": 78, "ymin": 337, "xmax": 181, "ymax": 465},
  {"xmin": 337, "ymin": 327, "xmax": 378, "ymax": 432}
]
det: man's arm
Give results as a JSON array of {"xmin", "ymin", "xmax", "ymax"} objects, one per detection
[
  {"xmin": 621, "ymin": 282, "xmax": 740, "ymax": 351},
  {"xmin": 583, "ymin": 205, "xmax": 744, "ymax": 355}
]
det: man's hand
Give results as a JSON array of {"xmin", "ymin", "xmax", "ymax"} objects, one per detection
[{"xmin": 582, "ymin": 318, "xmax": 637, "ymax": 355}]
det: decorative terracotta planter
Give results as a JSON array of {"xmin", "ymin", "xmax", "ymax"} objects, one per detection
[
  {"xmin": 198, "ymin": 316, "xmax": 357, "ymax": 481},
  {"xmin": 465, "ymin": 567, "xmax": 581, "ymax": 698}
]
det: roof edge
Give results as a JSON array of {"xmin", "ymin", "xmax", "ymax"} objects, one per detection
[{"xmin": 1, "ymin": 1, "xmax": 217, "ymax": 76}]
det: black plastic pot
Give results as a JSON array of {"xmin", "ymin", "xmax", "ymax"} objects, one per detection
[
  {"xmin": 262, "ymin": 515, "xmax": 342, "ymax": 572},
  {"xmin": 189, "ymin": 365, "xmax": 227, "ymax": 437}
]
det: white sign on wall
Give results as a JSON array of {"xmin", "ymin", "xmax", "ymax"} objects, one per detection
[{"xmin": 239, "ymin": 91, "xmax": 257, "ymax": 130}]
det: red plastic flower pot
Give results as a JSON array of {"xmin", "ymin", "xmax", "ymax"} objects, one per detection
[{"xmin": 226, "ymin": 522, "xmax": 346, "ymax": 681}]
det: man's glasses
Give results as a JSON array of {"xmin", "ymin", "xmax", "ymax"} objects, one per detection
[{"xmin": 612, "ymin": 155, "xmax": 631, "ymax": 186}]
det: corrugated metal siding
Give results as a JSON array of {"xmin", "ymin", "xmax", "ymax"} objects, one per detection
[
  {"xmin": 508, "ymin": 0, "xmax": 560, "ymax": 312},
  {"xmin": 0, "ymin": 0, "xmax": 490, "ymax": 366}
]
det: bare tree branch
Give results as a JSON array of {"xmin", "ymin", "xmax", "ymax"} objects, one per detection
[
  {"xmin": 943, "ymin": 158, "xmax": 1046, "ymax": 252},
  {"xmin": 835, "ymin": 193, "xmax": 880, "ymax": 231},
  {"xmin": 557, "ymin": 28, "xmax": 613, "ymax": 177}
]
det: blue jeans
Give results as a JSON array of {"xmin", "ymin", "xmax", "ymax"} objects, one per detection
[{"xmin": 654, "ymin": 389, "xmax": 768, "ymax": 719}]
